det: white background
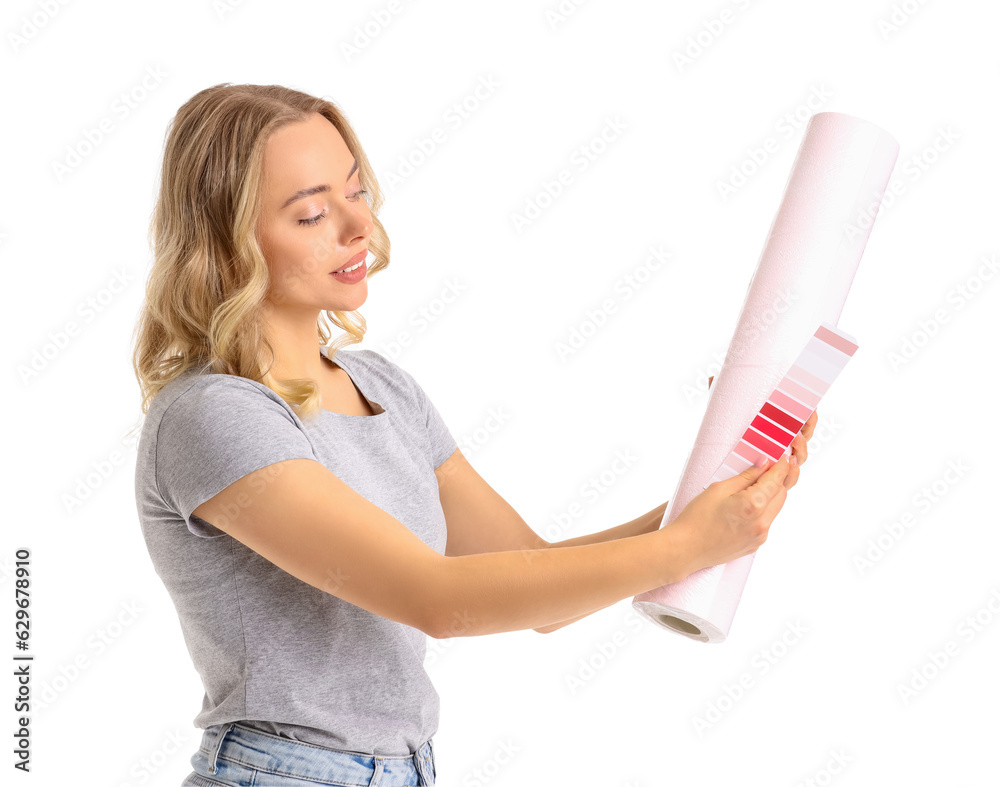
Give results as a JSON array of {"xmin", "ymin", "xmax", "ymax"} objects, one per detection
[{"xmin": 2, "ymin": 0, "xmax": 998, "ymax": 785}]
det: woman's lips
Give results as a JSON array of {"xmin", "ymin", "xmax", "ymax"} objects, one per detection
[{"xmin": 333, "ymin": 249, "xmax": 367, "ymax": 273}]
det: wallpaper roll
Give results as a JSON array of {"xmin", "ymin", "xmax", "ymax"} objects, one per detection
[{"xmin": 632, "ymin": 111, "xmax": 898, "ymax": 643}]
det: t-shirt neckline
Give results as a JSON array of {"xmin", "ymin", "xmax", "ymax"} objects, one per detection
[{"xmin": 319, "ymin": 345, "xmax": 387, "ymax": 419}]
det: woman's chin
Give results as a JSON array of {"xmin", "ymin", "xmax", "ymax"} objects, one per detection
[{"xmin": 326, "ymin": 285, "xmax": 368, "ymax": 311}]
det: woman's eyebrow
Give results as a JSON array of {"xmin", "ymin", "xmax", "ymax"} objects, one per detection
[{"xmin": 280, "ymin": 159, "xmax": 358, "ymax": 210}]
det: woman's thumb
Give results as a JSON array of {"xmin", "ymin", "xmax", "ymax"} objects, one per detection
[{"xmin": 722, "ymin": 457, "xmax": 770, "ymax": 492}]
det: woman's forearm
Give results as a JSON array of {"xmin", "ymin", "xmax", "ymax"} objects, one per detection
[
  {"xmin": 530, "ymin": 501, "xmax": 669, "ymax": 633},
  {"xmin": 546, "ymin": 501, "xmax": 668, "ymax": 549},
  {"xmin": 428, "ymin": 521, "xmax": 688, "ymax": 638}
]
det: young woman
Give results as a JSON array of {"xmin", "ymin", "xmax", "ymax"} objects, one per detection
[{"xmin": 131, "ymin": 83, "xmax": 813, "ymax": 787}]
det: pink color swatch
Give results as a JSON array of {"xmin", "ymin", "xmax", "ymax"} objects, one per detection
[{"xmin": 708, "ymin": 322, "xmax": 858, "ymax": 485}]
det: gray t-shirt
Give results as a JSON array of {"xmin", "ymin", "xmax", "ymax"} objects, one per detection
[{"xmin": 133, "ymin": 345, "xmax": 458, "ymax": 756}]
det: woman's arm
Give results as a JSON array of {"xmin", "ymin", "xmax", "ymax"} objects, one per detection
[
  {"xmin": 192, "ymin": 457, "xmax": 688, "ymax": 638},
  {"xmin": 545, "ymin": 500, "xmax": 667, "ymax": 549},
  {"xmin": 433, "ymin": 394, "xmax": 818, "ymax": 635},
  {"xmin": 433, "ymin": 449, "xmax": 666, "ymax": 554},
  {"xmin": 530, "ymin": 406, "xmax": 818, "ymax": 634},
  {"xmin": 192, "ymin": 453, "xmax": 790, "ymax": 638},
  {"xmin": 433, "ymin": 449, "xmax": 667, "ymax": 633},
  {"xmin": 531, "ymin": 501, "xmax": 667, "ymax": 633}
]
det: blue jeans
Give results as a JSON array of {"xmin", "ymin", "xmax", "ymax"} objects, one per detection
[{"xmin": 180, "ymin": 722, "xmax": 436, "ymax": 786}]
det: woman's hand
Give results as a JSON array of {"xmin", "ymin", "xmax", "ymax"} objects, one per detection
[
  {"xmin": 789, "ymin": 409, "xmax": 817, "ymax": 462},
  {"xmin": 665, "ymin": 456, "xmax": 793, "ymax": 575}
]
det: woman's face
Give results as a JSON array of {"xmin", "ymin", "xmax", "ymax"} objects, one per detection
[{"xmin": 256, "ymin": 112, "xmax": 373, "ymax": 314}]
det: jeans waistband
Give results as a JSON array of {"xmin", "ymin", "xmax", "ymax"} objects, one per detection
[{"xmin": 200, "ymin": 722, "xmax": 435, "ymax": 786}]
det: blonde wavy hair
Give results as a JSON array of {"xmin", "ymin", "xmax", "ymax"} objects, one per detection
[{"xmin": 130, "ymin": 82, "xmax": 389, "ymax": 424}]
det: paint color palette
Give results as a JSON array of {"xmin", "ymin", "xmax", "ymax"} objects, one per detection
[{"xmin": 707, "ymin": 322, "xmax": 859, "ymax": 485}]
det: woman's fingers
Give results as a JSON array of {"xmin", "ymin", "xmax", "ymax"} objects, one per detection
[
  {"xmin": 760, "ymin": 477, "xmax": 789, "ymax": 530},
  {"xmin": 744, "ymin": 456, "xmax": 791, "ymax": 510},
  {"xmin": 783, "ymin": 455, "xmax": 800, "ymax": 489},
  {"xmin": 790, "ymin": 432, "xmax": 808, "ymax": 465},
  {"xmin": 801, "ymin": 409, "xmax": 818, "ymax": 441}
]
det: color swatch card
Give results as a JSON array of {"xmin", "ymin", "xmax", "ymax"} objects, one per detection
[{"xmin": 707, "ymin": 322, "xmax": 858, "ymax": 485}]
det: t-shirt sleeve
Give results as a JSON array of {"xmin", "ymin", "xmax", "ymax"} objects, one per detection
[
  {"xmin": 420, "ymin": 383, "xmax": 459, "ymax": 469},
  {"xmin": 154, "ymin": 376, "xmax": 318, "ymax": 538}
]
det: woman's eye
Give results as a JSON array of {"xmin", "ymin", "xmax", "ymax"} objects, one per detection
[
  {"xmin": 298, "ymin": 191, "xmax": 368, "ymax": 226},
  {"xmin": 298, "ymin": 211, "xmax": 328, "ymax": 227}
]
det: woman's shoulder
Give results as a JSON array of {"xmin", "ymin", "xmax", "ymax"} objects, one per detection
[
  {"xmin": 153, "ymin": 366, "xmax": 294, "ymax": 419},
  {"xmin": 330, "ymin": 347, "xmax": 422, "ymax": 396},
  {"xmin": 138, "ymin": 366, "xmax": 301, "ymax": 457}
]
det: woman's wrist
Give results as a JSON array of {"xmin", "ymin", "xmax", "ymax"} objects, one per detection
[{"xmin": 654, "ymin": 513, "xmax": 700, "ymax": 585}]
